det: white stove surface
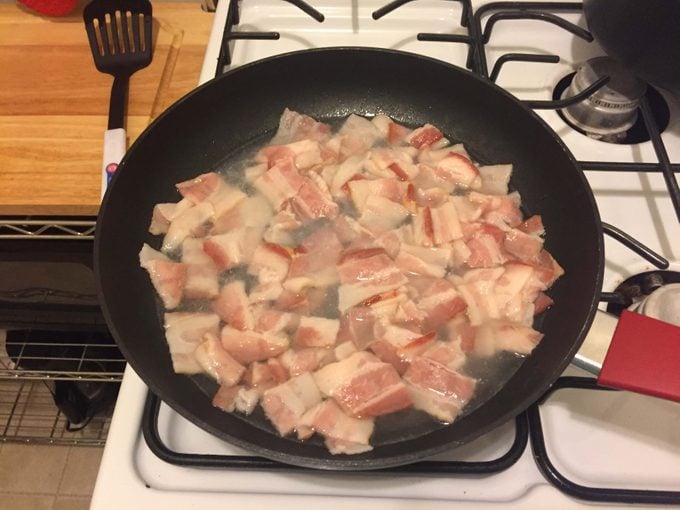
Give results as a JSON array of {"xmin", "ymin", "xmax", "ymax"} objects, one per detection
[{"xmin": 92, "ymin": 1, "xmax": 680, "ymax": 508}]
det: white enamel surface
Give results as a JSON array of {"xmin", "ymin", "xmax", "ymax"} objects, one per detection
[{"xmin": 92, "ymin": 1, "xmax": 680, "ymax": 508}]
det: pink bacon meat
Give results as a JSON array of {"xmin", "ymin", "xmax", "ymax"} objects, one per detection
[{"xmin": 142, "ymin": 109, "xmax": 566, "ymax": 456}]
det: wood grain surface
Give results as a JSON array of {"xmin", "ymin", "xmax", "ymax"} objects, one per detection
[{"xmin": 0, "ymin": 3, "xmax": 213, "ymax": 215}]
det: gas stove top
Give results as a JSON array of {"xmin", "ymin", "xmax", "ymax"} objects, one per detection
[{"xmin": 91, "ymin": 1, "xmax": 680, "ymax": 508}]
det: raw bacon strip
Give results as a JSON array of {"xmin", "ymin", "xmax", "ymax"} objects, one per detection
[
  {"xmin": 164, "ymin": 312, "xmax": 220, "ymax": 373},
  {"xmin": 203, "ymin": 227, "xmax": 262, "ymax": 271},
  {"xmin": 313, "ymin": 352, "xmax": 412, "ymax": 418},
  {"xmin": 162, "ymin": 202, "xmax": 214, "ymax": 253},
  {"xmin": 139, "ymin": 244, "xmax": 187, "ymax": 309},
  {"xmin": 408, "ymin": 124, "xmax": 444, "ymax": 149},
  {"xmin": 301, "ymin": 399, "xmax": 375, "ymax": 454},
  {"xmin": 213, "ymin": 280, "xmax": 254, "ymax": 331},
  {"xmin": 403, "ymin": 357, "xmax": 476, "ymax": 423},
  {"xmin": 478, "ymin": 164, "xmax": 512, "ymax": 195},
  {"xmin": 294, "ymin": 316, "xmax": 340, "ymax": 348},
  {"xmin": 194, "ymin": 334, "xmax": 246, "ymax": 386},
  {"xmin": 149, "ymin": 198, "xmax": 193, "ymax": 235},
  {"xmin": 221, "ymin": 326, "xmax": 289, "ymax": 364},
  {"xmin": 181, "ymin": 238, "xmax": 220, "ymax": 300},
  {"xmin": 261, "ymin": 372, "xmax": 322, "ymax": 436}
]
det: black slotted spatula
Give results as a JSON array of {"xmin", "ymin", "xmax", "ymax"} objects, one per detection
[{"xmin": 83, "ymin": 0, "xmax": 153, "ymax": 197}]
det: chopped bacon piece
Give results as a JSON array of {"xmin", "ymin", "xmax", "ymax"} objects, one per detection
[
  {"xmin": 338, "ymin": 114, "xmax": 381, "ymax": 159},
  {"xmin": 365, "ymin": 148, "xmax": 419, "ymax": 181},
  {"xmin": 469, "ymin": 191, "xmax": 523, "ymax": 228},
  {"xmin": 259, "ymin": 139, "xmax": 323, "ymax": 171},
  {"xmin": 446, "ymin": 315, "xmax": 476, "ymax": 354},
  {"xmin": 181, "ymin": 238, "xmax": 219, "ymax": 300},
  {"xmin": 286, "ymin": 226, "xmax": 342, "ymax": 291},
  {"xmin": 221, "ymin": 326, "xmax": 289, "ymax": 364},
  {"xmin": 421, "ymin": 340, "xmax": 466, "ymax": 371},
  {"xmin": 294, "ymin": 316, "xmax": 340, "ymax": 348},
  {"xmin": 456, "ymin": 268, "xmax": 505, "ymax": 326},
  {"xmin": 194, "ymin": 334, "xmax": 246, "ymax": 386},
  {"xmin": 370, "ymin": 113, "xmax": 392, "ymax": 137},
  {"xmin": 329, "ymin": 155, "xmax": 365, "ymax": 197},
  {"xmin": 261, "ymin": 372, "xmax": 322, "ymax": 436},
  {"xmin": 430, "ymin": 198, "xmax": 463, "ymax": 244},
  {"xmin": 370, "ymin": 325, "xmax": 436, "ymax": 374},
  {"xmin": 474, "ymin": 320, "xmax": 543, "ymax": 357},
  {"xmin": 301, "ymin": 399, "xmax": 374, "ymax": 454},
  {"xmin": 533, "ymin": 291, "xmax": 554, "ymax": 315},
  {"xmin": 388, "ymin": 121, "xmax": 413, "ymax": 145},
  {"xmin": 176, "ymin": 172, "xmax": 223, "ymax": 203},
  {"xmin": 478, "ymin": 164, "xmax": 512, "ymax": 195},
  {"xmin": 518, "ymin": 214, "xmax": 545, "ymax": 236},
  {"xmin": 263, "ymin": 206, "xmax": 302, "ymax": 246},
  {"xmin": 465, "ymin": 224, "xmax": 508, "ymax": 268},
  {"xmin": 408, "ymin": 124, "xmax": 444, "ymax": 149},
  {"xmin": 412, "ymin": 206, "xmax": 435, "ymax": 247},
  {"xmin": 357, "ymin": 195, "xmax": 409, "ymax": 234},
  {"xmin": 164, "ymin": 312, "xmax": 220, "ymax": 373},
  {"xmin": 434, "ymin": 153, "xmax": 481, "ymax": 189},
  {"xmin": 253, "ymin": 307, "xmax": 299, "ymax": 334},
  {"xmin": 415, "ymin": 279, "xmax": 468, "ymax": 330},
  {"xmin": 271, "ymin": 108, "xmax": 332, "ymax": 145},
  {"xmin": 337, "ymin": 249, "xmax": 407, "ymax": 312},
  {"xmin": 149, "ymin": 198, "xmax": 193, "ymax": 235},
  {"xmin": 403, "ymin": 357, "xmax": 476, "ymax": 423},
  {"xmin": 279, "ymin": 347, "xmax": 334, "ymax": 377},
  {"xmin": 243, "ymin": 361, "xmax": 278, "ymax": 387},
  {"xmin": 139, "ymin": 244, "xmax": 187, "ymax": 309},
  {"xmin": 313, "ymin": 352, "xmax": 412, "ymax": 418},
  {"xmin": 211, "ymin": 194, "xmax": 273, "ymax": 235},
  {"xmin": 289, "ymin": 172, "xmax": 339, "ymax": 222},
  {"xmin": 253, "ymin": 158, "xmax": 307, "ymax": 210},
  {"xmin": 334, "ymin": 341, "xmax": 358, "ymax": 360},
  {"xmin": 531, "ymin": 249, "xmax": 565, "ymax": 289},
  {"xmin": 503, "ymin": 228, "xmax": 544, "ymax": 262},
  {"xmin": 347, "ymin": 178, "xmax": 408, "ymax": 213},
  {"xmin": 212, "ymin": 385, "xmax": 240, "ymax": 412},
  {"xmin": 162, "ymin": 202, "xmax": 214, "ymax": 253},
  {"xmin": 248, "ymin": 242, "xmax": 292, "ymax": 284},
  {"xmin": 394, "ymin": 244, "xmax": 451, "ymax": 278},
  {"xmin": 339, "ymin": 306, "xmax": 378, "ymax": 350},
  {"xmin": 213, "ymin": 280, "xmax": 254, "ymax": 330},
  {"xmin": 202, "ymin": 227, "xmax": 262, "ymax": 271}
]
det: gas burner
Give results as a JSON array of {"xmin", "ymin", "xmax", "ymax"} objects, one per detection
[
  {"xmin": 552, "ymin": 57, "xmax": 671, "ymax": 144},
  {"xmin": 606, "ymin": 270, "xmax": 680, "ymax": 320}
]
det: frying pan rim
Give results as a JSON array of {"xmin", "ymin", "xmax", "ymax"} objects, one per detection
[{"xmin": 94, "ymin": 46, "xmax": 604, "ymax": 470}]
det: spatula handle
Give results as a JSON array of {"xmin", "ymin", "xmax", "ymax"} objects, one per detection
[{"xmin": 101, "ymin": 128, "xmax": 126, "ymax": 199}]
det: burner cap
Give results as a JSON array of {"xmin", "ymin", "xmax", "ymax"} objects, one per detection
[{"xmin": 561, "ymin": 57, "xmax": 647, "ymax": 138}]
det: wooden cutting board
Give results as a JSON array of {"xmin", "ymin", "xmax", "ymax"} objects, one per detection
[{"xmin": 0, "ymin": 2, "xmax": 214, "ymax": 216}]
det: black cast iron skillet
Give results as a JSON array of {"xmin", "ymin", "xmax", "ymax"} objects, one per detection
[{"xmin": 95, "ymin": 48, "xmax": 603, "ymax": 470}]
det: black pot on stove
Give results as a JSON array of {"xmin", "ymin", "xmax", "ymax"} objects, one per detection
[{"xmin": 583, "ymin": 0, "xmax": 680, "ymax": 95}]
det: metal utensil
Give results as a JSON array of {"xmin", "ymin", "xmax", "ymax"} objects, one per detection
[{"xmin": 83, "ymin": 0, "xmax": 153, "ymax": 197}]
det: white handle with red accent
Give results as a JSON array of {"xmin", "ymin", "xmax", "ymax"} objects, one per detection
[{"xmin": 101, "ymin": 128, "xmax": 126, "ymax": 199}]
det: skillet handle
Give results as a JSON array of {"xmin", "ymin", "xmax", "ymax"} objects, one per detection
[
  {"xmin": 573, "ymin": 310, "xmax": 617, "ymax": 375},
  {"xmin": 101, "ymin": 128, "xmax": 126, "ymax": 199}
]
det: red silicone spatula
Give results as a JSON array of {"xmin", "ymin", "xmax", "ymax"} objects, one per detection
[{"xmin": 598, "ymin": 310, "xmax": 680, "ymax": 402}]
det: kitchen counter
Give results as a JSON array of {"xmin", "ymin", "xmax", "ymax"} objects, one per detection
[{"xmin": 0, "ymin": 2, "xmax": 214, "ymax": 216}]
